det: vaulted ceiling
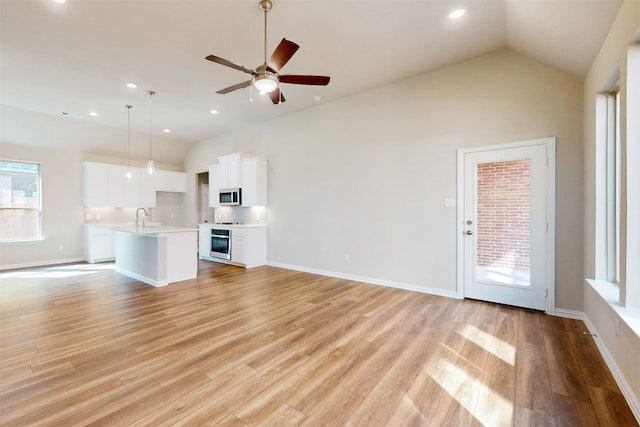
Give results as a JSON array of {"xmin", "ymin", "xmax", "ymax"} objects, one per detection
[{"xmin": 0, "ymin": 0, "xmax": 623, "ymax": 145}]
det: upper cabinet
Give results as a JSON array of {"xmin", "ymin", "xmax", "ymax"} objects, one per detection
[
  {"xmin": 217, "ymin": 153, "xmax": 248, "ymax": 189},
  {"xmin": 241, "ymin": 157, "xmax": 267, "ymax": 207},
  {"xmin": 208, "ymin": 153, "xmax": 268, "ymax": 207},
  {"xmin": 153, "ymin": 170, "xmax": 187, "ymax": 193},
  {"xmin": 83, "ymin": 162, "xmax": 185, "ymax": 208},
  {"xmin": 84, "ymin": 162, "xmax": 111, "ymax": 207},
  {"xmin": 208, "ymin": 164, "xmax": 220, "ymax": 208},
  {"xmin": 124, "ymin": 167, "xmax": 155, "ymax": 207}
]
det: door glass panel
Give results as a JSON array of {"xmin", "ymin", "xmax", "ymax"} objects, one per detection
[{"xmin": 475, "ymin": 159, "xmax": 531, "ymax": 287}]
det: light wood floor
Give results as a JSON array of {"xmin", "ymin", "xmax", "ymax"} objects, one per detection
[{"xmin": 0, "ymin": 260, "xmax": 637, "ymax": 426}]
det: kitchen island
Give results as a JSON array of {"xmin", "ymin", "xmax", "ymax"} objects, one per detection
[{"xmin": 113, "ymin": 225, "xmax": 198, "ymax": 287}]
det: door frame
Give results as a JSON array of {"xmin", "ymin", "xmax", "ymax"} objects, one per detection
[{"xmin": 456, "ymin": 137, "xmax": 556, "ymax": 314}]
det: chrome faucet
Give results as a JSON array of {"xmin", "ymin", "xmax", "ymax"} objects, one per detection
[{"xmin": 135, "ymin": 207, "xmax": 149, "ymax": 228}]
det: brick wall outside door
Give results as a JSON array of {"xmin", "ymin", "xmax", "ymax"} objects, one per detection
[{"xmin": 476, "ymin": 159, "xmax": 531, "ymax": 272}]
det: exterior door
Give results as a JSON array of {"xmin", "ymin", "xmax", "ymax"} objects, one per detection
[{"xmin": 457, "ymin": 138, "xmax": 555, "ymax": 312}]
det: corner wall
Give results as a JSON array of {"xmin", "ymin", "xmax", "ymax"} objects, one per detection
[
  {"xmin": 185, "ymin": 48, "xmax": 584, "ymax": 311},
  {"xmin": 582, "ymin": 0, "xmax": 640, "ymax": 417}
]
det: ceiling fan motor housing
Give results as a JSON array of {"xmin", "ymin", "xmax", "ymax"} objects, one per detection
[{"xmin": 253, "ymin": 65, "xmax": 279, "ymax": 93}]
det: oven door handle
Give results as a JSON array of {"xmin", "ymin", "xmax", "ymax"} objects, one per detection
[{"xmin": 212, "ymin": 235, "xmax": 230, "ymax": 240}]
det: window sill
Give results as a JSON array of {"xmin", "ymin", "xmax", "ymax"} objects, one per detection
[
  {"xmin": 0, "ymin": 238, "xmax": 44, "ymax": 245},
  {"xmin": 586, "ymin": 278, "xmax": 640, "ymax": 339}
]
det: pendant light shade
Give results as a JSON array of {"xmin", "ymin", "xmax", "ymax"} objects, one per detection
[
  {"xmin": 147, "ymin": 90, "xmax": 156, "ymax": 175},
  {"xmin": 125, "ymin": 105, "xmax": 133, "ymax": 179}
]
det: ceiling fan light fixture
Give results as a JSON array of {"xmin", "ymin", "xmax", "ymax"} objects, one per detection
[{"xmin": 253, "ymin": 72, "xmax": 278, "ymax": 93}]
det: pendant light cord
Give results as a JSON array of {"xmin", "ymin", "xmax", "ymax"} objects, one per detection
[
  {"xmin": 126, "ymin": 105, "xmax": 132, "ymax": 168},
  {"xmin": 148, "ymin": 91, "xmax": 155, "ymax": 161}
]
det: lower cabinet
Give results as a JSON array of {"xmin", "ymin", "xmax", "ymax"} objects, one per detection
[
  {"xmin": 198, "ymin": 224, "xmax": 266, "ymax": 268},
  {"xmin": 84, "ymin": 225, "xmax": 116, "ymax": 263},
  {"xmin": 198, "ymin": 224, "xmax": 213, "ymax": 257},
  {"xmin": 231, "ymin": 230, "xmax": 247, "ymax": 265}
]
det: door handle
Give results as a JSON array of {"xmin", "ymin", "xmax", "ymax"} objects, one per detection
[{"xmin": 465, "ymin": 230, "xmax": 473, "ymax": 235}]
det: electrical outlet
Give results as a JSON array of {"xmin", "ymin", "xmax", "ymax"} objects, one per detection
[
  {"xmin": 344, "ymin": 254, "xmax": 351, "ymax": 262},
  {"xmin": 58, "ymin": 244, "xmax": 64, "ymax": 251}
]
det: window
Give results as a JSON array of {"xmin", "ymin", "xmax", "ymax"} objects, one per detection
[
  {"xmin": 605, "ymin": 88, "xmax": 621, "ymax": 284},
  {"xmin": 0, "ymin": 160, "xmax": 42, "ymax": 242}
]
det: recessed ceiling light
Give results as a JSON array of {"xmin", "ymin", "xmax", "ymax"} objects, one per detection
[
  {"xmin": 210, "ymin": 109, "xmax": 219, "ymax": 115},
  {"xmin": 163, "ymin": 129, "xmax": 171, "ymax": 133},
  {"xmin": 52, "ymin": 0, "xmax": 67, "ymax": 4},
  {"xmin": 313, "ymin": 95, "xmax": 323, "ymax": 102},
  {"xmin": 89, "ymin": 112, "xmax": 99, "ymax": 117},
  {"xmin": 448, "ymin": 8, "xmax": 466, "ymax": 19},
  {"xmin": 126, "ymin": 82, "xmax": 137, "ymax": 89}
]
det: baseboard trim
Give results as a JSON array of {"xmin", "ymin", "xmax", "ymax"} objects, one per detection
[
  {"xmin": 552, "ymin": 308, "xmax": 584, "ymax": 320},
  {"xmin": 551, "ymin": 308, "xmax": 639, "ymax": 421},
  {"xmin": 0, "ymin": 257, "xmax": 85, "ymax": 271},
  {"xmin": 267, "ymin": 261, "xmax": 459, "ymax": 300},
  {"xmin": 582, "ymin": 313, "xmax": 640, "ymax": 423}
]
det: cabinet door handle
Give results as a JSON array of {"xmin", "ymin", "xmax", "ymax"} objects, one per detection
[{"xmin": 465, "ymin": 230, "xmax": 473, "ymax": 236}]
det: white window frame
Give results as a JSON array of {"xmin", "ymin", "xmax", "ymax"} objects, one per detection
[
  {"xmin": 605, "ymin": 88, "xmax": 621, "ymax": 285},
  {"xmin": 0, "ymin": 160, "xmax": 42, "ymax": 242}
]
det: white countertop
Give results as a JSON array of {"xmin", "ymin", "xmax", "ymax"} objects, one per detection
[
  {"xmin": 113, "ymin": 225, "xmax": 198, "ymax": 235},
  {"xmin": 85, "ymin": 223, "xmax": 197, "ymax": 235},
  {"xmin": 198, "ymin": 223, "xmax": 267, "ymax": 228}
]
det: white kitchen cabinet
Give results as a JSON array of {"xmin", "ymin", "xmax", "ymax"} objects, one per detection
[
  {"xmin": 241, "ymin": 157, "xmax": 267, "ymax": 207},
  {"xmin": 84, "ymin": 225, "xmax": 116, "ymax": 263},
  {"xmin": 83, "ymin": 162, "xmax": 156, "ymax": 208},
  {"xmin": 198, "ymin": 224, "xmax": 266, "ymax": 268},
  {"xmin": 208, "ymin": 164, "xmax": 220, "ymax": 207},
  {"xmin": 154, "ymin": 170, "xmax": 187, "ymax": 193},
  {"xmin": 231, "ymin": 228, "xmax": 247, "ymax": 265},
  {"xmin": 83, "ymin": 162, "xmax": 110, "ymax": 207},
  {"xmin": 198, "ymin": 223, "xmax": 212, "ymax": 256},
  {"xmin": 216, "ymin": 153, "xmax": 248, "ymax": 189},
  {"xmin": 238, "ymin": 226, "xmax": 267, "ymax": 268},
  {"xmin": 107, "ymin": 166, "xmax": 126, "ymax": 206},
  {"xmin": 126, "ymin": 168, "xmax": 155, "ymax": 207}
]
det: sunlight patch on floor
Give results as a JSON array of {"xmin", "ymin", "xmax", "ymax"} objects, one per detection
[
  {"xmin": 430, "ymin": 358, "xmax": 513, "ymax": 427},
  {"xmin": 0, "ymin": 263, "xmax": 114, "ymax": 279},
  {"xmin": 459, "ymin": 324, "xmax": 515, "ymax": 365}
]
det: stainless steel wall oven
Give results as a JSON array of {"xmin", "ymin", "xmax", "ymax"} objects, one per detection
[{"xmin": 210, "ymin": 228, "xmax": 231, "ymax": 260}]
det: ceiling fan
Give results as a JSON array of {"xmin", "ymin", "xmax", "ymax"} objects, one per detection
[{"xmin": 205, "ymin": 0, "xmax": 330, "ymax": 104}]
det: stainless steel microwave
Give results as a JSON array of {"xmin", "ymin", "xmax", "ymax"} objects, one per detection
[{"xmin": 219, "ymin": 188, "xmax": 241, "ymax": 206}]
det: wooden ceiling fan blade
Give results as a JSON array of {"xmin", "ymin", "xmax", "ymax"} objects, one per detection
[
  {"xmin": 267, "ymin": 38, "xmax": 299, "ymax": 72},
  {"xmin": 206, "ymin": 55, "xmax": 256, "ymax": 76},
  {"xmin": 216, "ymin": 80, "xmax": 252, "ymax": 94},
  {"xmin": 279, "ymin": 75, "xmax": 330, "ymax": 86},
  {"xmin": 269, "ymin": 88, "xmax": 285, "ymax": 104}
]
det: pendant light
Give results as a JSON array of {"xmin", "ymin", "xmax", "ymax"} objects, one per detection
[
  {"xmin": 125, "ymin": 105, "xmax": 133, "ymax": 179},
  {"xmin": 146, "ymin": 90, "xmax": 156, "ymax": 175}
]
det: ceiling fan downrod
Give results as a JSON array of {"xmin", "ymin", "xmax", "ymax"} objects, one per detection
[{"xmin": 259, "ymin": 0, "xmax": 272, "ymax": 65}]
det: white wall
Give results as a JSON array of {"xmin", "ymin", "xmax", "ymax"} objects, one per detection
[
  {"xmin": 0, "ymin": 142, "xmax": 85, "ymax": 267},
  {"xmin": 185, "ymin": 49, "xmax": 584, "ymax": 310},
  {"xmin": 582, "ymin": 0, "xmax": 640, "ymax": 415}
]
